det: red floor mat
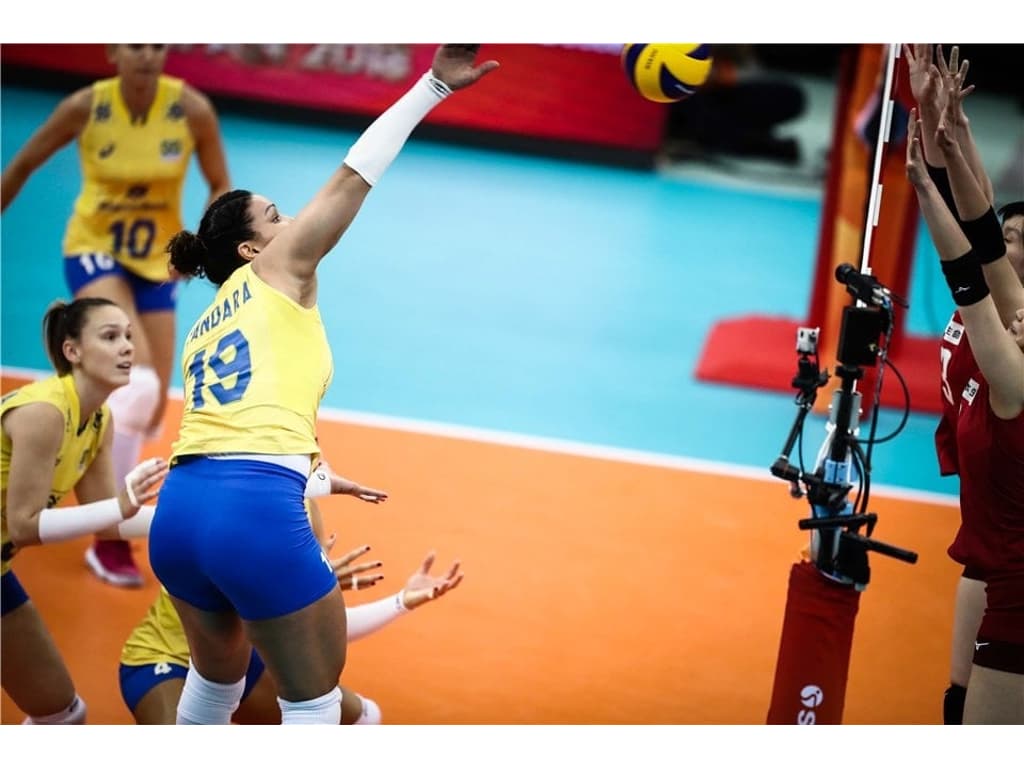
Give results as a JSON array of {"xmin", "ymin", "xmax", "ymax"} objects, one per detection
[{"xmin": 694, "ymin": 315, "xmax": 942, "ymax": 415}]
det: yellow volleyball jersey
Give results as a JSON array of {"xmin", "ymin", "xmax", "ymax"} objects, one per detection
[
  {"xmin": 171, "ymin": 263, "xmax": 333, "ymax": 462},
  {"xmin": 120, "ymin": 586, "xmax": 190, "ymax": 667},
  {"xmin": 1, "ymin": 375, "xmax": 110, "ymax": 574},
  {"xmin": 63, "ymin": 75, "xmax": 195, "ymax": 283}
]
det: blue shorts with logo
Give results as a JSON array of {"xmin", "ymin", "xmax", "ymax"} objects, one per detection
[{"xmin": 64, "ymin": 253, "xmax": 178, "ymax": 313}]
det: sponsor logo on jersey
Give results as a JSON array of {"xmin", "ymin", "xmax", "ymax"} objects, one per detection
[
  {"xmin": 160, "ymin": 139, "xmax": 183, "ymax": 160},
  {"xmin": 166, "ymin": 101, "xmax": 185, "ymax": 121},
  {"xmin": 98, "ymin": 143, "xmax": 116, "ymax": 159},
  {"xmin": 943, "ymin": 318, "xmax": 965, "ymax": 346},
  {"xmin": 94, "ymin": 101, "xmax": 112, "ymax": 122},
  {"xmin": 126, "ymin": 185, "xmax": 149, "ymax": 199},
  {"xmin": 962, "ymin": 378, "xmax": 979, "ymax": 405}
]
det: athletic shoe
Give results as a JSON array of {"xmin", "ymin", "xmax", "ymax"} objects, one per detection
[{"xmin": 85, "ymin": 540, "xmax": 143, "ymax": 588}]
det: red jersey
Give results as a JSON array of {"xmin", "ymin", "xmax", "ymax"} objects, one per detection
[
  {"xmin": 934, "ymin": 312, "xmax": 977, "ymax": 476},
  {"xmin": 947, "ymin": 373, "xmax": 1024, "ymax": 577}
]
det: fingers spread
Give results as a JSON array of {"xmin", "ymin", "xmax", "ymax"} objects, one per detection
[{"xmin": 419, "ymin": 551, "xmax": 437, "ymax": 575}]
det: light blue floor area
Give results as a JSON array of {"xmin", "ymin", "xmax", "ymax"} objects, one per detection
[{"xmin": 1, "ymin": 85, "xmax": 960, "ymax": 497}]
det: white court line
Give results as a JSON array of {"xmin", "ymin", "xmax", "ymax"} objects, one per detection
[{"xmin": 1, "ymin": 365, "xmax": 958, "ymax": 508}]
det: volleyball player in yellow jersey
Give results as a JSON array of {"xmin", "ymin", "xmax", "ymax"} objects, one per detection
[
  {"xmin": 148, "ymin": 44, "xmax": 497, "ymax": 725},
  {"xmin": 1, "ymin": 44, "xmax": 230, "ymax": 587},
  {"xmin": 120, "ymin": 499, "xmax": 465, "ymax": 725},
  {"xmin": 1, "ymin": 298, "xmax": 167, "ymax": 724}
]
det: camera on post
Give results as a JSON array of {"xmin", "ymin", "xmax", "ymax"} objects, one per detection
[
  {"xmin": 770, "ymin": 266, "xmax": 918, "ymax": 591},
  {"xmin": 836, "ymin": 306, "xmax": 888, "ymax": 368},
  {"xmin": 796, "ymin": 327, "xmax": 818, "ymax": 355}
]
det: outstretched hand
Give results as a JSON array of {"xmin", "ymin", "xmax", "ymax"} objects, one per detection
[
  {"xmin": 936, "ymin": 67, "xmax": 973, "ymax": 156},
  {"xmin": 431, "ymin": 44, "xmax": 500, "ymax": 91},
  {"xmin": 305, "ymin": 461, "xmax": 387, "ymax": 503},
  {"xmin": 400, "ymin": 551, "xmax": 463, "ymax": 610},
  {"xmin": 335, "ymin": 476, "xmax": 388, "ymax": 503},
  {"xmin": 905, "ymin": 109, "xmax": 930, "ymax": 189},
  {"xmin": 935, "ymin": 45, "xmax": 974, "ymax": 130},
  {"xmin": 903, "ymin": 44, "xmax": 944, "ymax": 115},
  {"xmin": 324, "ymin": 541, "xmax": 385, "ymax": 591},
  {"xmin": 121, "ymin": 456, "xmax": 169, "ymax": 514}
]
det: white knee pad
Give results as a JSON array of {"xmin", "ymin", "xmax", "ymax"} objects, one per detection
[
  {"xmin": 354, "ymin": 695, "xmax": 382, "ymax": 725},
  {"xmin": 278, "ymin": 686, "xmax": 343, "ymax": 725},
  {"xmin": 22, "ymin": 694, "xmax": 87, "ymax": 724},
  {"xmin": 176, "ymin": 662, "xmax": 245, "ymax": 725},
  {"xmin": 107, "ymin": 364, "xmax": 161, "ymax": 436}
]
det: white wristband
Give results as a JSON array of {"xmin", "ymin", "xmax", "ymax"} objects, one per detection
[
  {"xmin": 38, "ymin": 498, "xmax": 123, "ymax": 544},
  {"xmin": 116, "ymin": 505, "xmax": 155, "ymax": 539},
  {"xmin": 304, "ymin": 465, "xmax": 332, "ymax": 498},
  {"xmin": 342, "ymin": 71, "xmax": 449, "ymax": 187}
]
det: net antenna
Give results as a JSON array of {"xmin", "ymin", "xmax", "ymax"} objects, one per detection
[{"xmin": 860, "ymin": 43, "xmax": 901, "ymax": 275}]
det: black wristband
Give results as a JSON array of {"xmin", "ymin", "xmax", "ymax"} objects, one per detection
[
  {"xmin": 959, "ymin": 208, "xmax": 1006, "ymax": 265},
  {"xmin": 941, "ymin": 251, "xmax": 991, "ymax": 306},
  {"xmin": 926, "ymin": 163, "xmax": 959, "ymax": 223}
]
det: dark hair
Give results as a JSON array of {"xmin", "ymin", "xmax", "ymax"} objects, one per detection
[
  {"xmin": 42, "ymin": 297, "xmax": 118, "ymax": 375},
  {"xmin": 166, "ymin": 189, "xmax": 254, "ymax": 286},
  {"xmin": 997, "ymin": 200, "xmax": 1024, "ymax": 223}
]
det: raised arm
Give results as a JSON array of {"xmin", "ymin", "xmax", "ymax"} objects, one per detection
[
  {"xmin": 934, "ymin": 46, "xmax": 995, "ymax": 205},
  {"xmin": 183, "ymin": 84, "xmax": 231, "ymax": 211},
  {"xmin": 937, "ymin": 76, "xmax": 1024, "ymax": 329},
  {"xmin": 1, "ymin": 87, "xmax": 91, "ymax": 213},
  {"xmin": 908, "ymin": 112, "xmax": 1024, "ymax": 419},
  {"xmin": 258, "ymin": 44, "xmax": 499, "ymax": 284},
  {"xmin": 903, "ymin": 44, "xmax": 947, "ymax": 167}
]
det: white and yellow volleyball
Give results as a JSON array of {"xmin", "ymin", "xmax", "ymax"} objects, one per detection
[{"xmin": 621, "ymin": 44, "xmax": 714, "ymax": 103}]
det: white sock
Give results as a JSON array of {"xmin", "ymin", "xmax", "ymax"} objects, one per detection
[
  {"xmin": 111, "ymin": 429, "xmax": 145, "ymax": 492},
  {"xmin": 354, "ymin": 695, "xmax": 382, "ymax": 725},
  {"xmin": 176, "ymin": 662, "xmax": 245, "ymax": 725},
  {"xmin": 22, "ymin": 694, "xmax": 87, "ymax": 724},
  {"xmin": 278, "ymin": 686, "xmax": 342, "ymax": 725}
]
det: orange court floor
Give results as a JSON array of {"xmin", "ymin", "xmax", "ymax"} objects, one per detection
[{"xmin": 1, "ymin": 375, "xmax": 962, "ymax": 725}]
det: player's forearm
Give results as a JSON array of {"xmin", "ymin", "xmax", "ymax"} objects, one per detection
[
  {"xmin": 345, "ymin": 592, "xmax": 409, "ymax": 641},
  {"xmin": 913, "ymin": 178, "xmax": 972, "ymax": 262},
  {"xmin": 942, "ymin": 142, "xmax": 989, "ymax": 223},
  {"xmin": 1, "ymin": 162, "xmax": 32, "ymax": 213},
  {"xmin": 957, "ymin": 119, "xmax": 994, "ymax": 206},
  {"xmin": 9, "ymin": 497, "xmax": 128, "ymax": 547}
]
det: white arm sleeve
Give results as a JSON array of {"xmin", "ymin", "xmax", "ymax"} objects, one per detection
[
  {"xmin": 37, "ymin": 498, "xmax": 123, "ymax": 544},
  {"xmin": 345, "ymin": 591, "xmax": 410, "ymax": 642},
  {"xmin": 115, "ymin": 505, "xmax": 155, "ymax": 539},
  {"xmin": 342, "ymin": 71, "xmax": 450, "ymax": 186}
]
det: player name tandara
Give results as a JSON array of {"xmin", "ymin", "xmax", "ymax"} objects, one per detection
[{"xmin": 187, "ymin": 279, "xmax": 254, "ymax": 343}]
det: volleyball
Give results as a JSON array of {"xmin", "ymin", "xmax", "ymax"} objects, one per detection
[{"xmin": 621, "ymin": 44, "xmax": 714, "ymax": 103}]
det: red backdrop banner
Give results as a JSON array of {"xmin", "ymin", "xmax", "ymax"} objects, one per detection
[{"xmin": 1, "ymin": 44, "xmax": 667, "ymax": 153}]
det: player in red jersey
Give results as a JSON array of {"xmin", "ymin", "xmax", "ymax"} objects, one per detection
[
  {"xmin": 907, "ymin": 60, "xmax": 1024, "ymax": 723},
  {"xmin": 904, "ymin": 43, "xmax": 1024, "ymax": 723}
]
